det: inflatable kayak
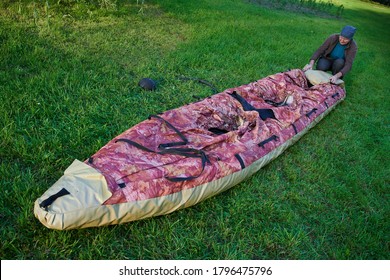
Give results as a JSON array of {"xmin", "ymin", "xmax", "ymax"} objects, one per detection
[{"xmin": 34, "ymin": 69, "xmax": 345, "ymax": 230}]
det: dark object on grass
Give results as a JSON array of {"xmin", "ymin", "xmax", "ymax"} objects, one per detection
[
  {"xmin": 139, "ymin": 78, "xmax": 157, "ymax": 91},
  {"xmin": 178, "ymin": 76, "xmax": 218, "ymax": 94}
]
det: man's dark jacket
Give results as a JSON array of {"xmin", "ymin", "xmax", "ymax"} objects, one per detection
[{"xmin": 310, "ymin": 33, "xmax": 358, "ymax": 76}]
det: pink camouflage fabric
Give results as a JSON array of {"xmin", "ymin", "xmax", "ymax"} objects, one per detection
[{"xmin": 86, "ymin": 69, "xmax": 345, "ymax": 205}]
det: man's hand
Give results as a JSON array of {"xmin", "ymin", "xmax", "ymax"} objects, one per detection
[
  {"xmin": 303, "ymin": 60, "xmax": 315, "ymax": 72},
  {"xmin": 329, "ymin": 72, "xmax": 342, "ymax": 83},
  {"xmin": 303, "ymin": 64, "xmax": 312, "ymax": 71}
]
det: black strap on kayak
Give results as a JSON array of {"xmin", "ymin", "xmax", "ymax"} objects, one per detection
[
  {"xmin": 164, "ymin": 149, "xmax": 210, "ymax": 182},
  {"xmin": 306, "ymin": 108, "xmax": 318, "ymax": 118},
  {"xmin": 284, "ymin": 71, "xmax": 306, "ymax": 89},
  {"xmin": 149, "ymin": 115, "xmax": 188, "ymax": 148},
  {"xmin": 208, "ymin": 127, "xmax": 229, "ymax": 135},
  {"xmin": 116, "ymin": 138, "xmax": 156, "ymax": 153},
  {"xmin": 332, "ymin": 92, "xmax": 340, "ymax": 99},
  {"xmin": 264, "ymin": 99, "xmax": 286, "ymax": 107},
  {"xmin": 230, "ymin": 91, "xmax": 276, "ymax": 121},
  {"xmin": 234, "ymin": 154, "xmax": 246, "ymax": 169},
  {"xmin": 115, "ymin": 139, "xmax": 210, "ymax": 183},
  {"xmin": 39, "ymin": 188, "xmax": 70, "ymax": 211},
  {"xmin": 258, "ymin": 135, "xmax": 279, "ymax": 148},
  {"xmin": 292, "ymin": 123, "xmax": 298, "ymax": 135}
]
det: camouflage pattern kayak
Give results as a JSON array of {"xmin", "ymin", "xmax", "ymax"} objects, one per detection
[{"xmin": 34, "ymin": 69, "xmax": 345, "ymax": 230}]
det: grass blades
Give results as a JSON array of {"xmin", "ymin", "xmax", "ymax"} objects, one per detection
[{"xmin": 0, "ymin": 0, "xmax": 389, "ymax": 260}]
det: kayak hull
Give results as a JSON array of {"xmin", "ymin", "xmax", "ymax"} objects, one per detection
[{"xmin": 34, "ymin": 69, "xmax": 345, "ymax": 230}]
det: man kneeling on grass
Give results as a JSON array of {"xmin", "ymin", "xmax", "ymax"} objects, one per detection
[{"xmin": 303, "ymin": 25, "xmax": 358, "ymax": 83}]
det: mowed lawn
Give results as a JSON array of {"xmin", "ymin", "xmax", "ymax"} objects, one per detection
[{"xmin": 0, "ymin": 0, "xmax": 389, "ymax": 259}]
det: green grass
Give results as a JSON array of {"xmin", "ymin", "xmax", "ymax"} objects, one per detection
[
  {"xmin": 1, "ymin": 0, "xmax": 389, "ymax": 259},
  {"xmin": 250, "ymin": 0, "xmax": 345, "ymax": 18}
]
